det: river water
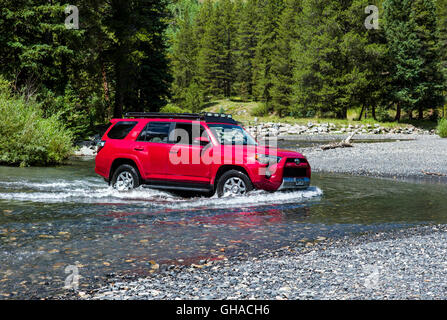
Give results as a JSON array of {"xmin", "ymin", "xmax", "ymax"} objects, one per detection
[{"xmin": 1, "ymin": 155, "xmax": 447, "ymax": 299}]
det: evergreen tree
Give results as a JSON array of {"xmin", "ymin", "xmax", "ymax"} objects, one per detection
[
  {"xmin": 411, "ymin": 0, "xmax": 445, "ymax": 119},
  {"xmin": 107, "ymin": 0, "xmax": 171, "ymax": 117},
  {"xmin": 0, "ymin": 0, "xmax": 81, "ymax": 97},
  {"xmin": 252, "ymin": 0, "xmax": 285, "ymax": 107},
  {"xmin": 196, "ymin": 0, "xmax": 236, "ymax": 98},
  {"xmin": 233, "ymin": 0, "xmax": 260, "ymax": 99},
  {"xmin": 384, "ymin": 0, "xmax": 444, "ymax": 121},
  {"xmin": 292, "ymin": 0, "xmax": 350, "ymax": 118},
  {"xmin": 171, "ymin": 9, "xmax": 199, "ymax": 104},
  {"xmin": 438, "ymin": 0, "xmax": 447, "ymax": 82},
  {"xmin": 270, "ymin": 0, "xmax": 301, "ymax": 116}
]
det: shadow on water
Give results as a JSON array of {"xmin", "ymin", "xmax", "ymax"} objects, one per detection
[{"xmin": 1, "ymin": 158, "xmax": 447, "ymax": 298}]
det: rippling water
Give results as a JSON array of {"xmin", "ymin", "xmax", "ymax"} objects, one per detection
[{"xmin": 1, "ymin": 157, "xmax": 447, "ymax": 299}]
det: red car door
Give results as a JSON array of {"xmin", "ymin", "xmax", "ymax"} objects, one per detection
[
  {"xmin": 133, "ymin": 121, "xmax": 174, "ymax": 180},
  {"xmin": 165, "ymin": 122, "xmax": 211, "ymax": 184}
]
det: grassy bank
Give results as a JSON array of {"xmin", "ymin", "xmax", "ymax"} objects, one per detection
[
  {"xmin": 202, "ymin": 98, "xmax": 440, "ymax": 130},
  {"xmin": 0, "ymin": 86, "xmax": 73, "ymax": 167}
]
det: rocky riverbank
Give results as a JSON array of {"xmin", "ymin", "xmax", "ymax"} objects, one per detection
[
  {"xmin": 81, "ymin": 224, "xmax": 447, "ymax": 300},
  {"xmin": 302, "ymin": 134, "xmax": 447, "ymax": 179},
  {"xmin": 245, "ymin": 121, "xmax": 435, "ymax": 138},
  {"xmin": 73, "ymin": 120, "xmax": 437, "ymax": 156}
]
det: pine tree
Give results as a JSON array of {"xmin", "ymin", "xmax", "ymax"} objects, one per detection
[
  {"xmin": 438, "ymin": 0, "xmax": 447, "ymax": 82},
  {"xmin": 270, "ymin": 0, "xmax": 302, "ymax": 117},
  {"xmin": 292, "ymin": 0, "xmax": 350, "ymax": 118},
  {"xmin": 252, "ymin": 0, "xmax": 285, "ymax": 107},
  {"xmin": 437, "ymin": 0, "xmax": 447, "ymax": 117},
  {"xmin": 171, "ymin": 10, "xmax": 198, "ymax": 101},
  {"xmin": 411, "ymin": 0, "xmax": 445, "ymax": 119},
  {"xmin": 196, "ymin": 0, "xmax": 236, "ymax": 98},
  {"xmin": 0, "ymin": 0, "xmax": 81, "ymax": 96},
  {"xmin": 384, "ymin": 0, "xmax": 444, "ymax": 121},
  {"xmin": 233, "ymin": 0, "xmax": 261, "ymax": 99},
  {"xmin": 343, "ymin": 0, "xmax": 390, "ymax": 121}
]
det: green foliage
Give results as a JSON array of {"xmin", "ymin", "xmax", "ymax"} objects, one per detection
[
  {"xmin": 251, "ymin": 103, "xmax": 270, "ymax": 117},
  {"xmin": 0, "ymin": 0, "xmax": 172, "ymax": 140},
  {"xmin": 437, "ymin": 118, "xmax": 447, "ymax": 137},
  {"xmin": 270, "ymin": 0, "xmax": 301, "ymax": 117},
  {"xmin": 252, "ymin": 0, "xmax": 285, "ymax": 104},
  {"xmin": 169, "ymin": 0, "xmax": 446, "ymax": 122},
  {"xmin": 0, "ymin": 84, "xmax": 73, "ymax": 166},
  {"xmin": 384, "ymin": 0, "xmax": 445, "ymax": 120},
  {"xmin": 160, "ymin": 104, "xmax": 193, "ymax": 114},
  {"xmin": 233, "ymin": 0, "xmax": 260, "ymax": 99}
]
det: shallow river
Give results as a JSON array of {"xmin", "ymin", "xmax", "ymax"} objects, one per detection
[{"xmin": 1, "ymin": 156, "xmax": 447, "ymax": 299}]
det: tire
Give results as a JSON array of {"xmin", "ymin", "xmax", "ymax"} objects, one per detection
[
  {"xmin": 216, "ymin": 170, "xmax": 253, "ymax": 198},
  {"xmin": 111, "ymin": 164, "xmax": 140, "ymax": 191}
]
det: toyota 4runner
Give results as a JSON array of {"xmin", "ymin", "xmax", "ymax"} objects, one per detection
[{"xmin": 95, "ymin": 112, "xmax": 311, "ymax": 197}]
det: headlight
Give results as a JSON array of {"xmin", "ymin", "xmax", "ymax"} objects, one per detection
[{"xmin": 255, "ymin": 154, "xmax": 282, "ymax": 165}]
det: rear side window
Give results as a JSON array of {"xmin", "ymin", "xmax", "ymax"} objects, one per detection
[
  {"xmin": 107, "ymin": 121, "xmax": 138, "ymax": 140},
  {"xmin": 138, "ymin": 122, "xmax": 172, "ymax": 143},
  {"xmin": 171, "ymin": 123, "xmax": 207, "ymax": 145}
]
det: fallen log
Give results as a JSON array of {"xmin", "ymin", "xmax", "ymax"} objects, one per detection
[
  {"xmin": 422, "ymin": 170, "xmax": 446, "ymax": 177},
  {"xmin": 321, "ymin": 131, "xmax": 356, "ymax": 150}
]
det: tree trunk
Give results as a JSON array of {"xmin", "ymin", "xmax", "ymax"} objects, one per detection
[
  {"xmin": 372, "ymin": 105, "xmax": 377, "ymax": 120},
  {"xmin": 408, "ymin": 110, "xmax": 413, "ymax": 120},
  {"xmin": 418, "ymin": 107, "xmax": 424, "ymax": 120},
  {"xmin": 102, "ymin": 62, "xmax": 110, "ymax": 119},
  {"xmin": 358, "ymin": 105, "xmax": 365, "ymax": 121},
  {"xmin": 395, "ymin": 104, "xmax": 401, "ymax": 122},
  {"xmin": 114, "ymin": 58, "xmax": 124, "ymax": 119}
]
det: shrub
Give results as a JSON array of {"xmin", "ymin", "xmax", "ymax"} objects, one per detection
[
  {"xmin": 0, "ymin": 84, "xmax": 73, "ymax": 166},
  {"xmin": 437, "ymin": 118, "xmax": 447, "ymax": 138},
  {"xmin": 160, "ymin": 104, "xmax": 193, "ymax": 114},
  {"xmin": 251, "ymin": 103, "xmax": 269, "ymax": 117}
]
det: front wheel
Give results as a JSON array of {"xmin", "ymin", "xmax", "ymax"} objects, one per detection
[
  {"xmin": 216, "ymin": 170, "xmax": 253, "ymax": 198},
  {"xmin": 111, "ymin": 164, "xmax": 140, "ymax": 191}
]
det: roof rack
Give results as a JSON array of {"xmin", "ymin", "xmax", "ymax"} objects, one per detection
[
  {"xmin": 124, "ymin": 112, "xmax": 237, "ymax": 124},
  {"xmin": 124, "ymin": 112, "xmax": 202, "ymax": 120}
]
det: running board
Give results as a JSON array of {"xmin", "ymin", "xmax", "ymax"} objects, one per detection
[{"xmin": 142, "ymin": 180, "xmax": 213, "ymax": 193}]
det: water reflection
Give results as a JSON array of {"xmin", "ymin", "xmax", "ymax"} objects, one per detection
[{"xmin": 1, "ymin": 159, "xmax": 447, "ymax": 298}]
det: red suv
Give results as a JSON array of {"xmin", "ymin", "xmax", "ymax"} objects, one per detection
[{"xmin": 95, "ymin": 113, "xmax": 311, "ymax": 197}]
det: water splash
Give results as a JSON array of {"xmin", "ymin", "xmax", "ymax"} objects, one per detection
[{"xmin": 0, "ymin": 176, "xmax": 322, "ymax": 207}]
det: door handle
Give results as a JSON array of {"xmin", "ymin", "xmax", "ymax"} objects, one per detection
[{"xmin": 134, "ymin": 147, "xmax": 145, "ymax": 151}]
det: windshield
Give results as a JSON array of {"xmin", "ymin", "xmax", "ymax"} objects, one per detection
[{"xmin": 207, "ymin": 124, "xmax": 258, "ymax": 146}]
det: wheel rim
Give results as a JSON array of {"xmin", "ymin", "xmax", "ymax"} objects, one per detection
[
  {"xmin": 223, "ymin": 177, "xmax": 247, "ymax": 197},
  {"xmin": 115, "ymin": 171, "xmax": 135, "ymax": 191}
]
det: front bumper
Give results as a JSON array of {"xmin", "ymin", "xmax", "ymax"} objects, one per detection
[{"xmin": 278, "ymin": 177, "xmax": 311, "ymax": 191}]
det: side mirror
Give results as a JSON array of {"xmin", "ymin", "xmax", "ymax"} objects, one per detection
[{"xmin": 194, "ymin": 136, "xmax": 210, "ymax": 146}]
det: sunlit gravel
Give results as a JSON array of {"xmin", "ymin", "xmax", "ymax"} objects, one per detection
[{"xmin": 90, "ymin": 225, "xmax": 447, "ymax": 300}]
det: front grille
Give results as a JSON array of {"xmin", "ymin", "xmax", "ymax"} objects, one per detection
[
  {"xmin": 286, "ymin": 158, "xmax": 308, "ymax": 165},
  {"xmin": 283, "ymin": 167, "xmax": 308, "ymax": 178}
]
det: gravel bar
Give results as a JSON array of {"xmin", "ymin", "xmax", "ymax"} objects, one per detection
[
  {"xmin": 301, "ymin": 134, "xmax": 447, "ymax": 179},
  {"xmin": 74, "ymin": 135, "xmax": 447, "ymax": 300},
  {"xmin": 87, "ymin": 225, "xmax": 447, "ymax": 300}
]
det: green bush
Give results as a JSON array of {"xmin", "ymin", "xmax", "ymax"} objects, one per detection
[
  {"xmin": 160, "ymin": 104, "xmax": 193, "ymax": 114},
  {"xmin": 437, "ymin": 118, "xmax": 447, "ymax": 138},
  {"xmin": 251, "ymin": 103, "xmax": 269, "ymax": 117},
  {"xmin": 0, "ymin": 85, "xmax": 73, "ymax": 167}
]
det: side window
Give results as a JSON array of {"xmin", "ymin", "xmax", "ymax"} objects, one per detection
[
  {"xmin": 137, "ymin": 122, "xmax": 172, "ymax": 143},
  {"xmin": 171, "ymin": 123, "xmax": 208, "ymax": 145},
  {"xmin": 107, "ymin": 121, "xmax": 137, "ymax": 140}
]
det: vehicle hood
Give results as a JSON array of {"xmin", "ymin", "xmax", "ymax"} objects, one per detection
[{"xmin": 219, "ymin": 145, "xmax": 306, "ymax": 159}]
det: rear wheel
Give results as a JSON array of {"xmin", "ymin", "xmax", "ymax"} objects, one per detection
[
  {"xmin": 111, "ymin": 164, "xmax": 140, "ymax": 191},
  {"xmin": 216, "ymin": 170, "xmax": 253, "ymax": 198}
]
